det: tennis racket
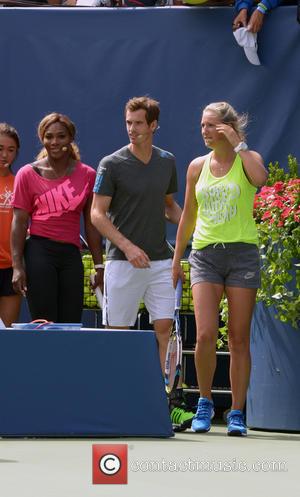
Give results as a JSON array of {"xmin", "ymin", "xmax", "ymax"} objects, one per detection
[{"xmin": 165, "ymin": 278, "xmax": 183, "ymax": 396}]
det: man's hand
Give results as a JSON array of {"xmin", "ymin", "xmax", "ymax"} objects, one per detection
[
  {"xmin": 123, "ymin": 243, "xmax": 151, "ymax": 268},
  {"xmin": 247, "ymin": 10, "xmax": 265, "ymax": 33}
]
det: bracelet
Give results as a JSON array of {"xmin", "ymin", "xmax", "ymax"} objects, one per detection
[
  {"xmin": 234, "ymin": 141, "xmax": 249, "ymax": 153},
  {"xmin": 257, "ymin": 3, "xmax": 267, "ymax": 13},
  {"xmin": 94, "ymin": 264, "xmax": 105, "ymax": 269}
]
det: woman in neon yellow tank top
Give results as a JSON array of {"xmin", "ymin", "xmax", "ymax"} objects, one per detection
[{"xmin": 173, "ymin": 102, "xmax": 268, "ymax": 437}]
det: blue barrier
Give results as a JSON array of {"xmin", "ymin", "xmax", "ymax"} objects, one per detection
[
  {"xmin": 0, "ymin": 329, "xmax": 173, "ymax": 437},
  {"xmin": 0, "ymin": 7, "xmax": 299, "ymax": 243},
  {"xmin": 247, "ymin": 304, "xmax": 300, "ymax": 432}
]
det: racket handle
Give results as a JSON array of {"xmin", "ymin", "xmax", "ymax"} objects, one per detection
[
  {"xmin": 90, "ymin": 274, "xmax": 103, "ymax": 309},
  {"xmin": 166, "ymin": 240, "xmax": 175, "ymax": 254},
  {"xmin": 80, "ymin": 234, "xmax": 89, "ymax": 250},
  {"xmin": 175, "ymin": 279, "xmax": 182, "ymax": 310}
]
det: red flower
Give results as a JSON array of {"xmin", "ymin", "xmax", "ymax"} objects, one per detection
[
  {"xmin": 273, "ymin": 181, "xmax": 284, "ymax": 192},
  {"xmin": 254, "ymin": 176, "xmax": 299, "ymax": 230},
  {"xmin": 271, "ymin": 198, "xmax": 284, "ymax": 208},
  {"xmin": 281, "ymin": 207, "xmax": 292, "ymax": 219},
  {"xmin": 262, "ymin": 210, "xmax": 272, "ymax": 220}
]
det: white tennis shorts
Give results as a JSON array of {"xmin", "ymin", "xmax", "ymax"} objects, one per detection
[{"xmin": 103, "ymin": 259, "xmax": 175, "ymax": 327}]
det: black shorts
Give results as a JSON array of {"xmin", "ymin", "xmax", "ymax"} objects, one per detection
[
  {"xmin": 189, "ymin": 243, "xmax": 261, "ymax": 289},
  {"xmin": 0, "ymin": 267, "xmax": 16, "ymax": 297}
]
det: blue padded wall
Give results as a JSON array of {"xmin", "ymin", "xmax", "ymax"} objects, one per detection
[
  {"xmin": 0, "ymin": 7, "xmax": 299, "ymax": 243},
  {"xmin": 0, "ymin": 329, "xmax": 173, "ymax": 437}
]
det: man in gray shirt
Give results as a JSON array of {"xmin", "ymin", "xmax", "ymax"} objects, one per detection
[{"xmin": 91, "ymin": 96, "xmax": 193, "ymax": 431}]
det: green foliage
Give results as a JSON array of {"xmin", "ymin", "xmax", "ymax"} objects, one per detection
[
  {"xmin": 266, "ymin": 154, "xmax": 299, "ymax": 185},
  {"xmin": 217, "ymin": 297, "xmax": 228, "ymax": 350},
  {"xmin": 218, "ymin": 155, "xmax": 300, "ymax": 346},
  {"xmin": 255, "ymin": 156, "xmax": 299, "ymax": 327}
]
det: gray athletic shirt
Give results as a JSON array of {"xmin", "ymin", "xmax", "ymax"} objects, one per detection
[{"xmin": 93, "ymin": 145, "xmax": 178, "ymax": 260}]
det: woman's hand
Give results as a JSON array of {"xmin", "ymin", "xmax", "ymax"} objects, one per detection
[
  {"xmin": 12, "ymin": 266, "xmax": 27, "ymax": 297},
  {"xmin": 215, "ymin": 123, "xmax": 240, "ymax": 149},
  {"xmin": 92, "ymin": 268, "xmax": 104, "ymax": 292},
  {"xmin": 172, "ymin": 261, "xmax": 185, "ymax": 289}
]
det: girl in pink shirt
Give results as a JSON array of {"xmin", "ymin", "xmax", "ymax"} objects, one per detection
[
  {"xmin": 0, "ymin": 123, "xmax": 22, "ymax": 326},
  {"xmin": 11, "ymin": 113, "xmax": 103, "ymax": 323}
]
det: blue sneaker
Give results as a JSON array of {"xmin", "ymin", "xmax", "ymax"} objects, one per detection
[
  {"xmin": 191, "ymin": 397, "xmax": 214, "ymax": 433},
  {"xmin": 227, "ymin": 409, "xmax": 247, "ymax": 437}
]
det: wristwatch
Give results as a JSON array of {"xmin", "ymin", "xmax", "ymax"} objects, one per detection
[{"xmin": 234, "ymin": 141, "xmax": 249, "ymax": 153}]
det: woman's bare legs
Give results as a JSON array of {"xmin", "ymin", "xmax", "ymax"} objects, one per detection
[
  {"xmin": 226, "ymin": 286, "xmax": 257, "ymax": 410},
  {"xmin": 192, "ymin": 282, "xmax": 224, "ymax": 400},
  {"xmin": 0, "ymin": 295, "xmax": 22, "ymax": 327}
]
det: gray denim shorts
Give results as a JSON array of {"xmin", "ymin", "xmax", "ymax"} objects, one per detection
[{"xmin": 188, "ymin": 243, "xmax": 261, "ymax": 289}]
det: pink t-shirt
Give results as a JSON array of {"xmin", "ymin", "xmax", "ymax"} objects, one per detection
[{"xmin": 12, "ymin": 162, "xmax": 96, "ymax": 248}]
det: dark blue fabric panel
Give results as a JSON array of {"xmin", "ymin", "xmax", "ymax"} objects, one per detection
[
  {"xmin": 247, "ymin": 303, "xmax": 300, "ymax": 431},
  {"xmin": 0, "ymin": 329, "xmax": 173, "ymax": 436},
  {"xmin": 0, "ymin": 7, "xmax": 299, "ymax": 242}
]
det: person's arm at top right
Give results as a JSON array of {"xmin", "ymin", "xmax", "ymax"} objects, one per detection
[
  {"xmin": 91, "ymin": 194, "xmax": 150, "ymax": 268},
  {"xmin": 172, "ymin": 157, "xmax": 204, "ymax": 288},
  {"xmin": 233, "ymin": 0, "xmax": 282, "ymax": 32},
  {"xmin": 247, "ymin": 0, "xmax": 282, "ymax": 33},
  {"xmin": 11, "ymin": 208, "xmax": 29, "ymax": 296}
]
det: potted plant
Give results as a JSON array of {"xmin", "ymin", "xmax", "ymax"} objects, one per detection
[
  {"xmin": 254, "ymin": 155, "xmax": 299, "ymax": 326},
  {"xmin": 247, "ymin": 155, "xmax": 300, "ymax": 431}
]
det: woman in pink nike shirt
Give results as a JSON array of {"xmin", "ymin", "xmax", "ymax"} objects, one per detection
[{"xmin": 11, "ymin": 113, "xmax": 103, "ymax": 323}]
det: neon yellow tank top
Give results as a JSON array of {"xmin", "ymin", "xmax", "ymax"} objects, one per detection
[{"xmin": 192, "ymin": 153, "xmax": 258, "ymax": 249}]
